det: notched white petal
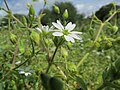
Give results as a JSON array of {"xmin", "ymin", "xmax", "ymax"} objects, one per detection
[
  {"xmin": 65, "ymin": 22, "xmax": 76, "ymax": 31},
  {"xmin": 64, "ymin": 35, "xmax": 75, "ymax": 43},
  {"xmin": 19, "ymin": 71, "xmax": 25, "ymax": 74},
  {"xmin": 70, "ymin": 34, "xmax": 82, "ymax": 40},
  {"xmin": 71, "ymin": 31, "xmax": 82, "ymax": 34},
  {"xmin": 52, "ymin": 32, "xmax": 63, "ymax": 36},
  {"xmin": 25, "ymin": 72, "xmax": 31, "ymax": 76},
  {"xmin": 52, "ymin": 22, "xmax": 63, "ymax": 30},
  {"xmin": 57, "ymin": 20, "xmax": 64, "ymax": 30},
  {"xmin": 36, "ymin": 27, "xmax": 42, "ymax": 32}
]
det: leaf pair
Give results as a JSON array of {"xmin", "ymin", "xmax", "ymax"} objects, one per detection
[{"xmin": 40, "ymin": 73, "xmax": 64, "ymax": 90}]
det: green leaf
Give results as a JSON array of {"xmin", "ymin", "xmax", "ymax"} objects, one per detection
[
  {"xmin": 40, "ymin": 73, "xmax": 51, "ymax": 90},
  {"xmin": 76, "ymin": 76, "xmax": 87, "ymax": 90},
  {"xmin": 107, "ymin": 64, "xmax": 117, "ymax": 80},
  {"xmin": 30, "ymin": 30, "xmax": 40, "ymax": 45},
  {"xmin": 67, "ymin": 62, "xmax": 77, "ymax": 72},
  {"xmin": 49, "ymin": 77, "xmax": 63, "ymax": 90},
  {"xmin": 18, "ymin": 40, "xmax": 25, "ymax": 54}
]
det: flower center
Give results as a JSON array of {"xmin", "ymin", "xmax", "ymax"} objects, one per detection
[{"xmin": 63, "ymin": 30, "xmax": 69, "ymax": 35}]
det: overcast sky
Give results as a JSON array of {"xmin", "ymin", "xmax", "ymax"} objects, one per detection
[{"xmin": 0, "ymin": 0, "xmax": 120, "ymax": 17}]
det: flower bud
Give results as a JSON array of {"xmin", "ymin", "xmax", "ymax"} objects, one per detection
[
  {"xmin": 63, "ymin": 9, "xmax": 68, "ymax": 19},
  {"xmin": 53, "ymin": 5, "xmax": 60, "ymax": 14},
  {"xmin": 113, "ymin": 25, "xmax": 118, "ymax": 33},
  {"xmin": 30, "ymin": 31, "xmax": 40, "ymax": 45},
  {"xmin": 10, "ymin": 32, "xmax": 17, "ymax": 44},
  {"xmin": 22, "ymin": 16, "xmax": 27, "ymax": 26},
  {"xmin": 29, "ymin": 6, "xmax": 35, "ymax": 15}
]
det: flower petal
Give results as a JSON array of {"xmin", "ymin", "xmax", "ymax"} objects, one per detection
[
  {"xmin": 36, "ymin": 27, "xmax": 42, "ymax": 32},
  {"xmin": 25, "ymin": 72, "xmax": 31, "ymax": 76},
  {"xmin": 52, "ymin": 32, "xmax": 63, "ymax": 36},
  {"xmin": 64, "ymin": 35, "xmax": 75, "ymax": 43},
  {"xmin": 65, "ymin": 22, "xmax": 76, "ymax": 31},
  {"xmin": 57, "ymin": 20, "xmax": 64, "ymax": 30},
  {"xmin": 71, "ymin": 31, "xmax": 82, "ymax": 34},
  {"xmin": 42, "ymin": 25, "xmax": 49, "ymax": 32},
  {"xmin": 69, "ymin": 33, "xmax": 82, "ymax": 40},
  {"xmin": 19, "ymin": 71, "xmax": 25, "ymax": 74},
  {"xmin": 52, "ymin": 20, "xmax": 64, "ymax": 30}
]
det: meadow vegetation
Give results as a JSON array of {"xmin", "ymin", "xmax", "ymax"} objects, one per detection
[{"xmin": 0, "ymin": 0, "xmax": 120, "ymax": 90}]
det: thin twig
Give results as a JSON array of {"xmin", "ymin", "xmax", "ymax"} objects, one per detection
[
  {"xmin": 11, "ymin": 38, "xmax": 20, "ymax": 69},
  {"xmin": 4, "ymin": 0, "xmax": 10, "ymax": 10}
]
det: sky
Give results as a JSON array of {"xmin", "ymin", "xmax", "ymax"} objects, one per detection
[{"xmin": 0, "ymin": 0, "xmax": 120, "ymax": 17}]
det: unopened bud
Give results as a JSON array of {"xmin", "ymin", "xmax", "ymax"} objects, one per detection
[
  {"xmin": 63, "ymin": 9, "xmax": 68, "ymax": 19},
  {"xmin": 29, "ymin": 5, "xmax": 35, "ymax": 16},
  {"xmin": 53, "ymin": 5, "xmax": 60, "ymax": 14},
  {"xmin": 10, "ymin": 33, "xmax": 17, "ymax": 44},
  {"xmin": 113, "ymin": 25, "xmax": 118, "ymax": 33},
  {"xmin": 22, "ymin": 16, "xmax": 27, "ymax": 26}
]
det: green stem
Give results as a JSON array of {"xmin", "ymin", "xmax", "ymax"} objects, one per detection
[
  {"xmin": 4, "ymin": 0, "xmax": 10, "ymax": 10},
  {"xmin": 13, "ymin": 58, "xmax": 31, "ymax": 70},
  {"xmin": 77, "ymin": 53, "xmax": 89, "ymax": 68},
  {"xmin": 45, "ymin": 46, "xmax": 59, "ymax": 73},
  {"xmin": 94, "ymin": 23, "xmax": 104, "ymax": 43}
]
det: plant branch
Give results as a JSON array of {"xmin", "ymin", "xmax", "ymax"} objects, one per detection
[
  {"xmin": 11, "ymin": 38, "xmax": 20, "ymax": 69},
  {"xmin": 4, "ymin": 0, "xmax": 10, "ymax": 10},
  {"xmin": 45, "ymin": 46, "xmax": 59, "ymax": 73}
]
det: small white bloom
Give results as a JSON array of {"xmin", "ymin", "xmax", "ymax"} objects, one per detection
[
  {"xmin": 36, "ymin": 25, "xmax": 53, "ymax": 33},
  {"xmin": 36, "ymin": 27, "xmax": 42, "ymax": 32},
  {"xmin": 19, "ymin": 71, "xmax": 31, "ymax": 76},
  {"xmin": 15, "ymin": 61, "xmax": 21, "ymax": 65},
  {"xmin": 25, "ymin": 72, "xmax": 31, "ymax": 76},
  {"xmin": 52, "ymin": 20, "xmax": 82, "ymax": 43},
  {"xmin": 19, "ymin": 71, "xmax": 25, "ymax": 74},
  {"xmin": 18, "ymin": 67, "xmax": 32, "ymax": 76}
]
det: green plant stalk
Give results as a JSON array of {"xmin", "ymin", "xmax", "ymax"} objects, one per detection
[
  {"xmin": 3, "ymin": 0, "xmax": 24, "ymax": 26},
  {"xmin": 77, "ymin": 53, "xmax": 89, "ymax": 68},
  {"xmin": 45, "ymin": 46, "xmax": 59, "ymax": 73},
  {"xmin": 94, "ymin": 23, "xmax": 104, "ymax": 43},
  {"xmin": 4, "ymin": 0, "xmax": 10, "ymax": 10},
  {"xmin": 28, "ymin": 29, "xmax": 35, "ymax": 55},
  {"xmin": 11, "ymin": 38, "xmax": 20, "ymax": 69},
  {"xmin": 45, "ymin": 37, "xmax": 64, "ymax": 73},
  {"xmin": 94, "ymin": 11, "xmax": 117, "ymax": 43}
]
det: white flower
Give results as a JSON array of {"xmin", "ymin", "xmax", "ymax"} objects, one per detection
[
  {"xmin": 18, "ymin": 67, "xmax": 33, "ymax": 76},
  {"xmin": 36, "ymin": 25, "xmax": 53, "ymax": 33},
  {"xmin": 15, "ymin": 61, "xmax": 21, "ymax": 65},
  {"xmin": 19, "ymin": 70, "xmax": 31, "ymax": 76},
  {"xmin": 52, "ymin": 20, "xmax": 82, "ymax": 43}
]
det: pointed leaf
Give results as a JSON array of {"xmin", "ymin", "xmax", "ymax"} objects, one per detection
[{"xmin": 49, "ymin": 77, "xmax": 63, "ymax": 90}]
